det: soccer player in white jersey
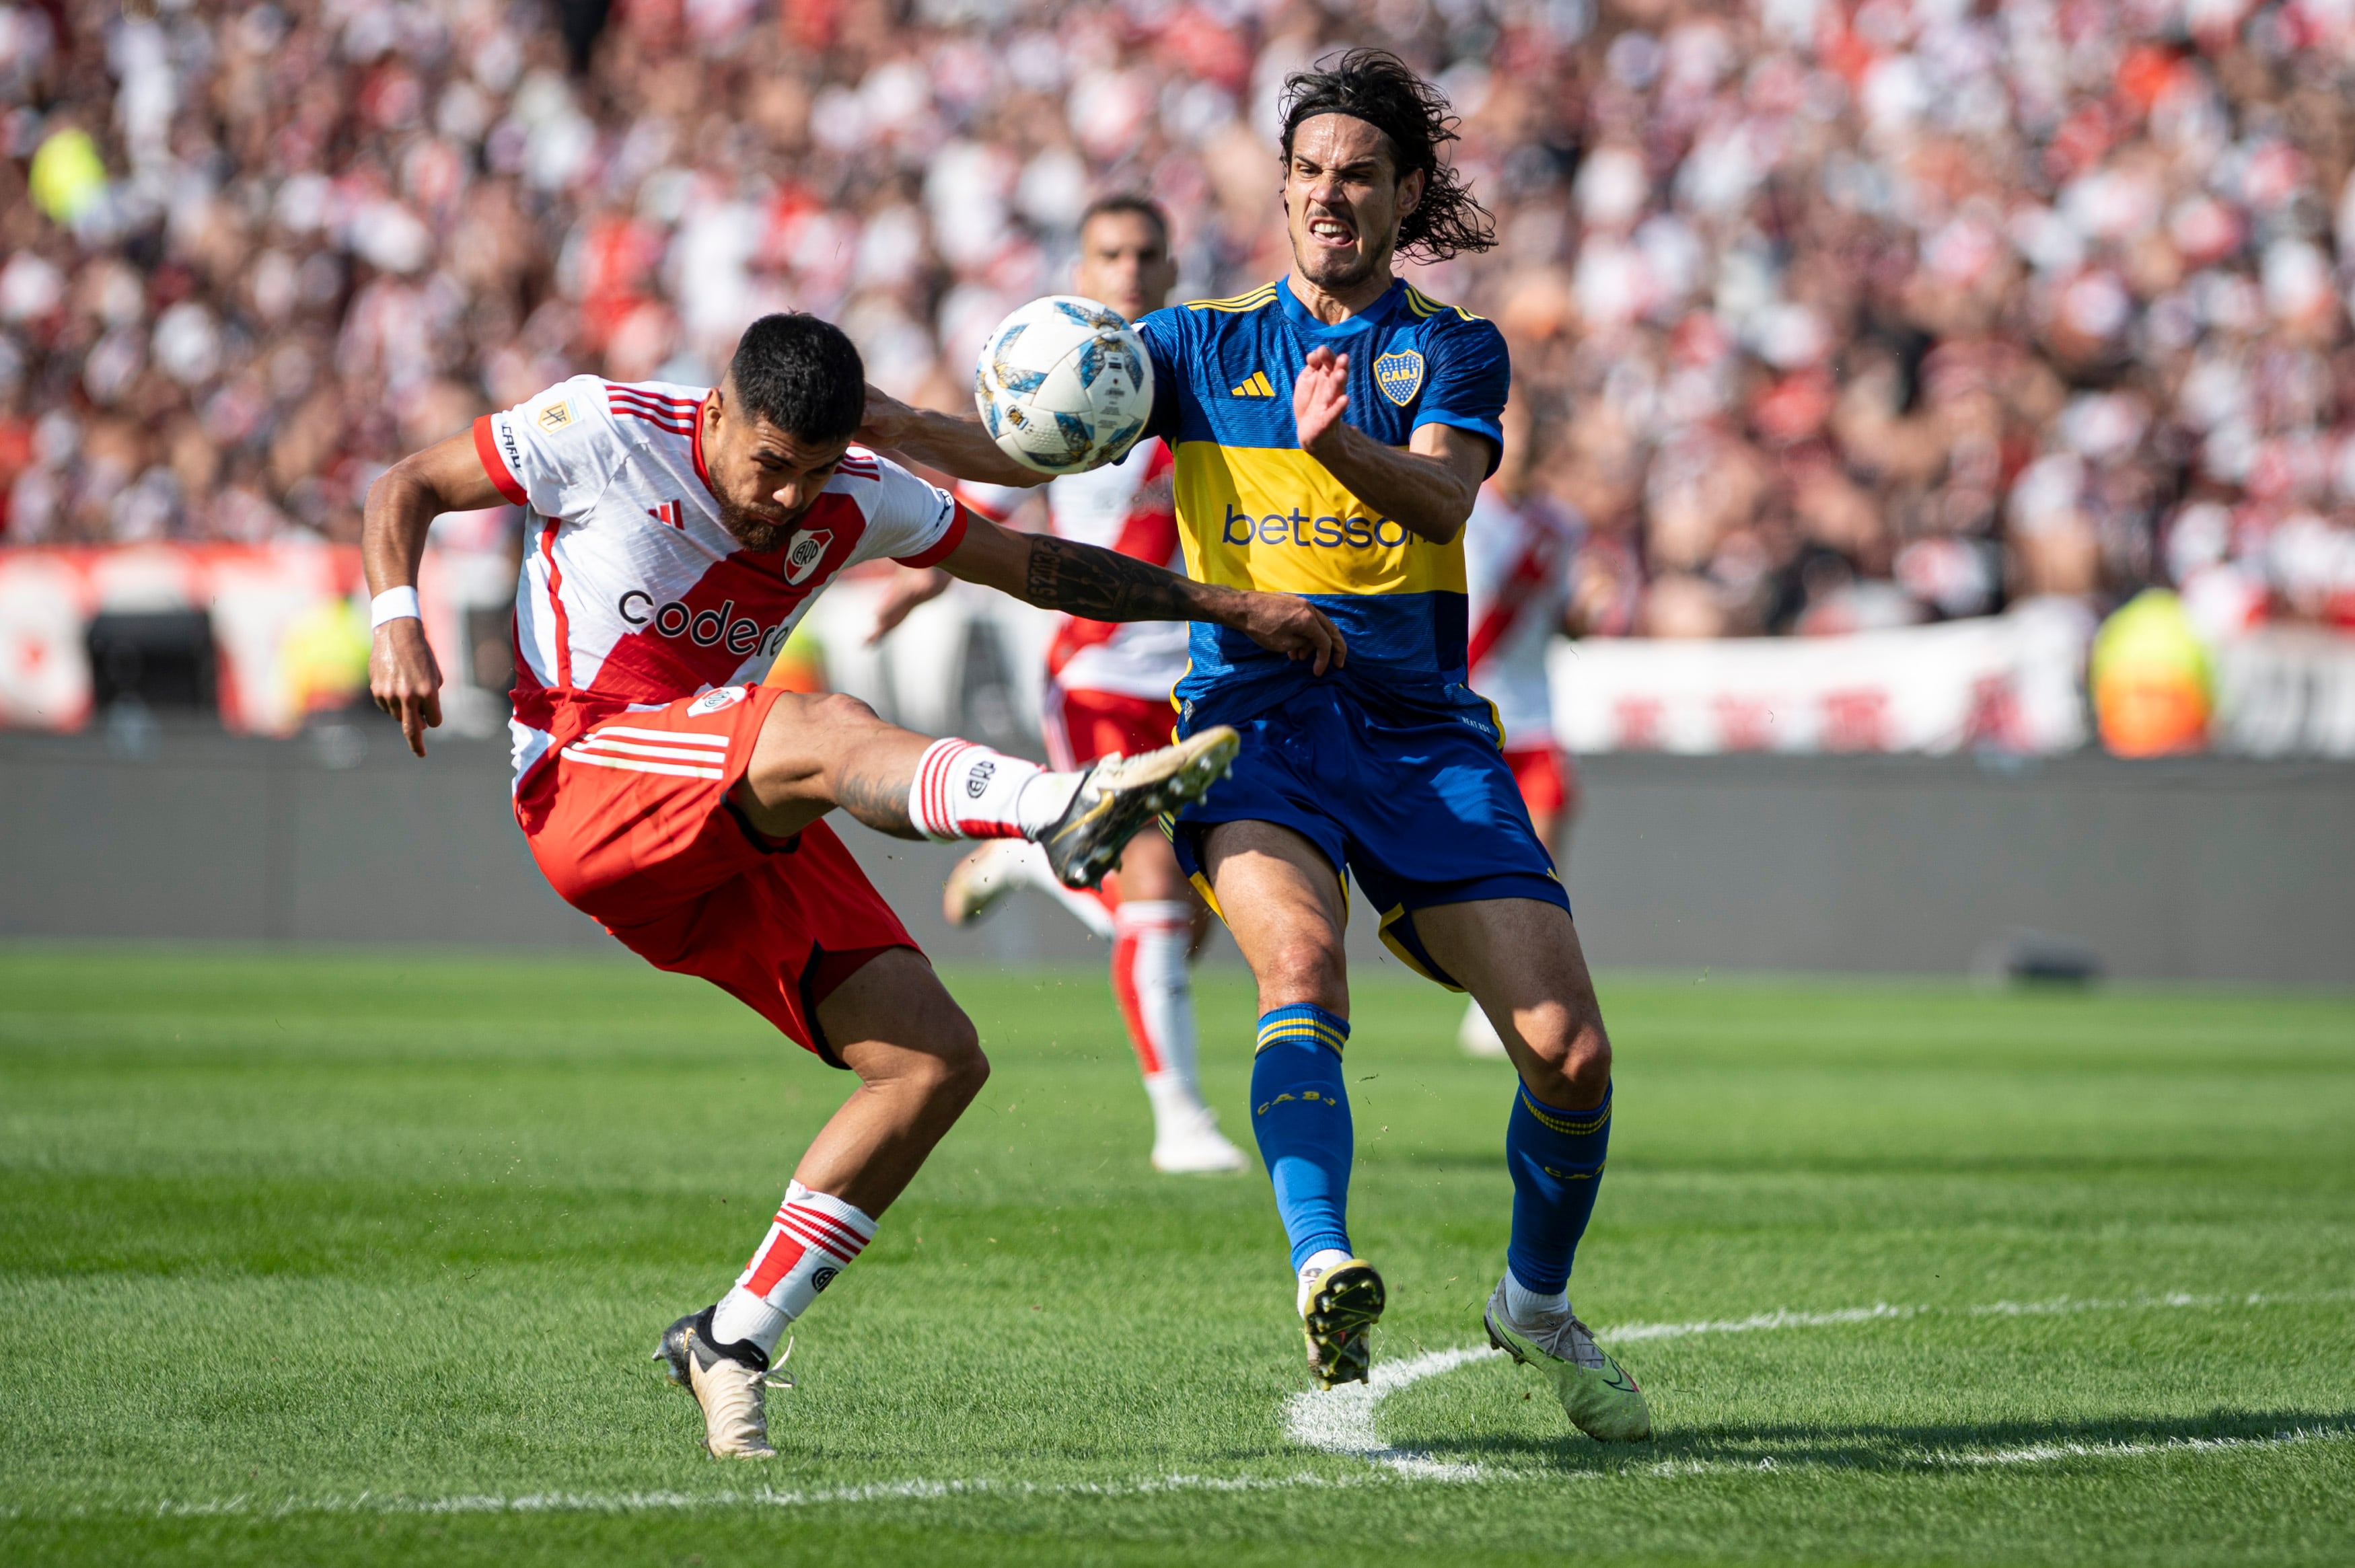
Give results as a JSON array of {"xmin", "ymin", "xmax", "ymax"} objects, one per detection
[
  {"xmin": 870, "ymin": 197, "xmax": 1245, "ymax": 1174},
  {"xmin": 1458, "ymin": 393, "xmax": 1585, "ymax": 1057},
  {"xmin": 362, "ymin": 313, "xmax": 1341, "ymax": 1459}
]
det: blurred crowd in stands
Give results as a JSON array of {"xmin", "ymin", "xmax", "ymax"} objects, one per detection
[{"xmin": 2, "ymin": 0, "xmax": 2354, "ymax": 638}]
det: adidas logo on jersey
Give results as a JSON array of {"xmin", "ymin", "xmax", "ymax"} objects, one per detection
[
  {"xmin": 647, "ymin": 499, "xmax": 684, "ymax": 529},
  {"xmin": 1229, "ymin": 371, "xmax": 1276, "ymax": 398}
]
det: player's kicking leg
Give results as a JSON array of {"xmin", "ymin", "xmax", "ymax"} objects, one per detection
[
  {"xmin": 1416, "ymin": 897, "xmax": 1653, "ymax": 1442},
  {"xmin": 731, "ymin": 688, "xmax": 1237, "ymax": 887},
  {"xmin": 1200, "ymin": 820, "xmax": 1383, "ymax": 1386},
  {"xmin": 657, "ymin": 949, "xmax": 982, "ymax": 1458}
]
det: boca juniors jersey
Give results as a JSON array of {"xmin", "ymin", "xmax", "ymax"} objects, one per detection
[{"xmin": 1136, "ymin": 275, "xmax": 1509, "ymax": 720}]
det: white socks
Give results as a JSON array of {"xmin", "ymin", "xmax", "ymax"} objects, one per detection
[
  {"xmin": 710, "ymin": 1181, "xmax": 877, "ymax": 1357},
  {"xmin": 908, "ymin": 739, "xmax": 1081, "ymax": 842},
  {"xmin": 1145, "ymin": 1070, "xmax": 1210, "ymax": 1127},
  {"xmin": 1503, "ymin": 1267, "xmax": 1569, "ymax": 1324},
  {"xmin": 1114, "ymin": 900, "xmax": 1199, "ymax": 1111}
]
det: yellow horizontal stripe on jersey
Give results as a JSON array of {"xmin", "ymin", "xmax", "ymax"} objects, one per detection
[
  {"xmin": 1171, "ymin": 442, "xmax": 1467, "ymax": 597},
  {"xmin": 1186, "ymin": 285, "xmax": 1279, "ymax": 313},
  {"xmin": 1404, "ymin": 285, "xmax": 1482, "ymax": 323}
]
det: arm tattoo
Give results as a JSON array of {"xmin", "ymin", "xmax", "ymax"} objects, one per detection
[{"xmin": 1023, "ymin": 535, "xmax": 1207, "ymax": 622}]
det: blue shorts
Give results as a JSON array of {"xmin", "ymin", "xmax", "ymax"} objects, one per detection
[{"xmin": 1169, "ymin": 679, "xmax": 1569, "ymax": 992}]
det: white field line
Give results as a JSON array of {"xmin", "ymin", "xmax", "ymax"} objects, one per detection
[
  {"xmin": 1622, "ymin": 1425, "xmax": 2355, "ymax": 1481},
  {"xmin": 1282, "ymin": 1346, "xmax": 1500, "ymax": 1481},
  {"xmin": 67, "ymin": 1472, "xmax": 1393, "ymax": 1522},
  {"xmin": 1283, "ymin": 1287, "xmax": 2355, "ymax": 1480},
  {"xmin": 1603, "ymin": 1287, "xmax": 2355, "ymax": 1344},
  {"xmin": 23, "ymin": 1287, "xmax": 2350, "ymax": 1522}
]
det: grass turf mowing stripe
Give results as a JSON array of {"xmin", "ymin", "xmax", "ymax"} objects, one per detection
[
  {"xmin": 28, "ymin": 1285, "xmax": 2346, "ymax": 1522},
  {"xmin": 29, "ymin": 1427, "xmax": 2352, "ymax": 1522},
  {"xmin": 7, "ymin": 953, "xmax": 2350, "ymax": 1565}
]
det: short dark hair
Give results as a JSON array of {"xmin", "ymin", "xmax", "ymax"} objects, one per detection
[
  {"xmin": 1077, "ymin": 193, "xmax": 1171, "ymax": 250},
  {"xmin": 1279, "ymin": 49, "xmax": 1496, "ymax": 262},
  {"xmin": 727, "ymin": 313, "xmax": 865, "ymax": 443}
]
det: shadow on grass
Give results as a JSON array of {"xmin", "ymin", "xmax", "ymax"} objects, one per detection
[
  {"xmin": 1389, "ymin": 1407, "xmax": 2355, "ymax": 1475},
  {"xmin": 1383, "ymin": 1148, "xmax": 2274, "ymax": 1179}
]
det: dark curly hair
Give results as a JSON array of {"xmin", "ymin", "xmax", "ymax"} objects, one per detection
[{"xmin": 1279, "ymin": 49, "xmax": 1496, "ymax": 263}]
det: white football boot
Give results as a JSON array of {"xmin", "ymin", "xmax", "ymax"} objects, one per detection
[
  {"xmin": 1145, "ymin": 1078, "xmax": 1249, "ymax": 1173},
  {"xmin": 655, "ymin": 1306, "xmax": 783, "ymax": 1459},
  {"xmin": 941, "ymin": 838, "xmax": 1032, "ymax": 926}
]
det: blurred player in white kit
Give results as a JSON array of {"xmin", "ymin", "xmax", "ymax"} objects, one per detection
[
  {"xmin": 869, "ymin": 196, "xmax": 1247, "ymax": 1174},
  {"xmin": 1458, "ymin": 394, "xmax": 1585, "ymax": 1058}
]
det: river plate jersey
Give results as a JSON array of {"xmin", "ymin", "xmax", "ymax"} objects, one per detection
[
  {"xmin": 1135, "ymin": 275, "xmax": 1509, "ymax": 723},
  {"xmin": 475, "ymin": 375, "xmax": 966, "ymax": 788}
]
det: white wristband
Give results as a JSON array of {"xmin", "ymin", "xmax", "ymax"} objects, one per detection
[{"xmin": 369, "ymin": 586, "xmax": 422, "ymax": 628}]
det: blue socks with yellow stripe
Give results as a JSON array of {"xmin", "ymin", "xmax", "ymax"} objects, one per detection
[
  {"xmin": 1505, "ymin": 1081, "xmax": 1611, "ymax": 1297},
  {"xmin": 1250, "ymin": 1005, "xmax": 1354, "ymax": 1270}
]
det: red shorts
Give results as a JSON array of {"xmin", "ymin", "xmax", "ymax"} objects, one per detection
[
  {"xmin": 515, "ymin": 684, "xmax": 917, "ymax": 1065},
  {"xmin": 1504, "ymin": 745, "xmax": 1577, "ymax": 819},
  {"xmin": 1041, "ymin": 684, "xmax": 1175, "ymax": 770}
]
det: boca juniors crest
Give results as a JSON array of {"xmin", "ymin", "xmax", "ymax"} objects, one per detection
[{"xmin": 1373, "ymin": 349, "xmax": 1425, "ymax": 407}]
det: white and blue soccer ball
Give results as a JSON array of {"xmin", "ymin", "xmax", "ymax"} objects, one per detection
[{"xmin": 974, "ymin": 295, "xmax": 1153, "ymax": 476}]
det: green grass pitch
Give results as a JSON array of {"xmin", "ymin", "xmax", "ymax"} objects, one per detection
[{"xmin": 2, "ymin": 946, "xmax": 2351, "ymax": 1566}]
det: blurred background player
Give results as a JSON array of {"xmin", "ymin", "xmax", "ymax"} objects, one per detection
[
  {"xmin": 364, "ymin": 311, "xmax": 1338, "ymax": 1460},
  {"xmin": 1457, "ymin": 390, "xmax": 1585, "ymax": 1058},
  {"xmin": 866, "ymin": 197, "xmax": 1247, "ymax": 1175}
]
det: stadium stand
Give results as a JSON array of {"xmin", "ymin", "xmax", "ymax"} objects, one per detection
[{"xmin": 0, "ymin": 0, "xmax": 2352, "ymax": 653}]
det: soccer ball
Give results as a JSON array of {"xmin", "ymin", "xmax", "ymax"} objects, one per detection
[{"xmin": 973, "ymin": 296, "xmax": 1154, "ymax": 476}]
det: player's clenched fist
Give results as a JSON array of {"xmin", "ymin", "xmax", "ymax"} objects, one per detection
[
  {"xmin": 369, "ymin": 619, "xmax": 444, "ymax": 757},
  {"xmin": 1232, "ymin": 592, "xmax": 1347, "ymax": 676}
]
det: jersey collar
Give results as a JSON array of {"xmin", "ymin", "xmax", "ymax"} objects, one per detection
[
  {"xmin": 690, "ymin": 392, "xmax": 721, "ymax": 504},
  {"xmin": 1277, "ymin": 274, "xmax": 1408, "ymax": 341}
]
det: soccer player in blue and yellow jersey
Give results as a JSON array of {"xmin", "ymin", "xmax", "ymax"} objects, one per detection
[{"xmin": 863, "ymin": 50, "xmax": 1650, "ymax": 1442}]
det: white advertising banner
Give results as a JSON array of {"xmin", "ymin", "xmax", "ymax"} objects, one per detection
[
  {"xmin": 0, "ymin": 542, "xmax": 509, "ymax": 737},
  {"xmin": 2212, "ymin": 628, "xmax": 2355, "ymax": 757},
  {"xmin": 1549, "ymin": 601, "xmax": 2097, "ymax": 755}
]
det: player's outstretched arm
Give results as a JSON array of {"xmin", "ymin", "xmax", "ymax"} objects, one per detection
[
  {"xmin": 362, "ymin": 433, "xmax": 507, "ymax": 757},
  {"xmin": 941, "ymin": 509, "xmax": 1348, "ymax": 675},
  {"xmin": 859, "ymin": 384, "xmax": 1050, "ymax": 489},
  {"xmin": 1293, "ymin": 346, "xmax": 1492, "ymax": 544}
]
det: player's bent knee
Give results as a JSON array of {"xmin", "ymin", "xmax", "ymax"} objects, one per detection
[
  {"xmin": 808, "ymin": 691, "xmax": 883, "ymax": 730},
  {"xmin": 1256, "ymin": 943, "xmax": 1347, "ymax": 1014},
  {"xmin": 751, "ymin": 691, "xmax": 884, "ymax": 768},
  {"xmin": 929, "ymin": 1016, "xmax": 990, "ymax": 1103},
  {"xmin": 1515, "ymin": 1004, "xmax": 1611, "ymax": 1099}
]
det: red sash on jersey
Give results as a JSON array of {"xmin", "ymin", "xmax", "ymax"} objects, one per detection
[{"xmin": 1467, "ymin": 518, "xmax": 1568, "ymax": 675}]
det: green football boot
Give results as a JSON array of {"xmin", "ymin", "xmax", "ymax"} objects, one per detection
[
  {"xmin": 1483, "ymin": 1277, "xmax": 1653, "ymax": 1442},
  {"xmin": 1300, "ymin": 1257, "xmax": 1386, "ymax": 1388}
]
